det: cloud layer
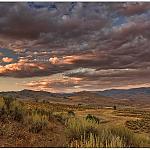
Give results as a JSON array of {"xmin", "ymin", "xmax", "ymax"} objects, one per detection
[{"xmin": 0, "ymin": 2, "xmax": 150, "ymax": 92}]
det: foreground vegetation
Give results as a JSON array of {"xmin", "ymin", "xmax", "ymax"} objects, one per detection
[
  {"xmin": 65, "ymin": 117, "xmax": 149, "ymax": 148},
  {"xmin": 0, "ymin": 96, "xmax": 150, "ymax": 147}
]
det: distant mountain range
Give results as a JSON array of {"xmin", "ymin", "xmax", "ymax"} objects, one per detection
[
  {"xmin": 98, "ymin": 87, "xmax": 150, "ymax": 96},
  {"xmin": 0, "ymin": 87, "xmax": 150, "ymax": 106},
  {"xmin": 97, "ymin": 87, "xmax": 150, "ymax": 102}
]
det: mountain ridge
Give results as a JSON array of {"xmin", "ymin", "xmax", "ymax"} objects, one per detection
[{"xmin": 0, "ymin": 87, "xmax": 150, "ymax": 106}]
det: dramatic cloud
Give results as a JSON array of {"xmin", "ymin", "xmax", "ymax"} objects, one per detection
[
  {"xmin": 21, "ymin": 67, "xmax": 150, "ymax": 92},
  {"xmin": 23, "ymin": 75, "xmax": 83, "ymax": 93},
  {"xmin": 115, "ymin": 2, "xmax": 150, "ymax": 16},
  {"xmin": 2, "ymin": 57, "xmax": 14, "ymax": 63},
  {"xmin": 0, "ymin": 62, "xmax": 45, "ymax": 77},
  {"xmin": 0, "ymin": 2, "xmax": 150, "ymax": 92}
]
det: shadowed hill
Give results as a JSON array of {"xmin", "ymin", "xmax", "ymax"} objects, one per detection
[{"xmin": 0, "ymin": 87, "xmax": 150, "ymax": 107}]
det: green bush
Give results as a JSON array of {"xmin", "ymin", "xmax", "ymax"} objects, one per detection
[
  {"xmin": 86, "ymin": 114, "xmax": 100, "ymax": 124},
  {"xmin": 68, "ymin": 110, "xmax": 75, "ymax": 117}
]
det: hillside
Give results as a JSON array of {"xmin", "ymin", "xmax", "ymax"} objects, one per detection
[
  {"xmin": 98, "ymin": 87, "xmax": 150, "ymax": 105},
  {"xmin": 0, "ymin": 89, "xmax": 118, "ymax": 106},
  {"xmin": 0, "ymin": 95, "xmax": 150, "ymax": 147},
  {"xmin": 0, "ymin": 87, "xmax": 150, "ymax": 107}
]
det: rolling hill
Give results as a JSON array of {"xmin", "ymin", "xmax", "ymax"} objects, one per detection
[{"xmin": 0, "ymin": 87, "xmax": 150, "ymax": 106}]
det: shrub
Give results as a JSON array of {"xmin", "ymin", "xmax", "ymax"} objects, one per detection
[
  {"xmin": 86, "ymin": 114, "xmax": 100, "ymax": 124},
  {"xmin": 29, "ymin": 121, "xmax": 46, "ymax": 133},
  {"xmin": 42, "ymin": 100, "xmax": 46, "ymax": 103},
  {"xmin": 0, "ymin": 98, "xmax": 5, "ymax": 117},
  {"xmin": 27, "ymin": 113, "xmax": 49, "ymax": 133},
  {"xmin": 10, "ymin": 100, "xmax": 25, "ymax": 122},
  {"xmin": 78, "ymin": 103, "xmax": 82, "ymax": 106},
  {"xmin": 11, "ymin": 107, "xmax": 24, "ymax": 122},
  {"xmin": 0, "ymin": 107, "xmax": 5, "ymax": 116},
  {"xmin": 0, "ymin": 97, "xmax": 25, "ymax": 122},
  {"xmin": 65, "ymin": 117, "xmax": 99, "ymax": 141},
  {"xmin": 3, "ymin": 96, "xmax": 14, "ymax": 111},
  {"xmin": 53, "ymin": 112, "xmax": 69, "ymax": 124},
  {"xmin": 68, "ymin": 111, "xmax": 75, "ymax": 117},
  {"xmin": 113, "ymin": 105, "xmax": 117, "ymax": 110}
]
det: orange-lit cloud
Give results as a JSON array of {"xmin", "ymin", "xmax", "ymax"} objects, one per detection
[
  {"xmin": 23, "ymin": 76, "xmax": 83, "ymax": 93},
  {"xmin": 48, "ymin": 53, "xmax": 97, "ymax": 65},
  {"xmin": 49, "ymin": 57, "xmax": 59, "ymax": 64},
  {"xmin": 0, "ymin": 62, "xmax": 45, "ymax": 77},
  {"xmin": 2, "ymin": 57, "xmax": 14, "ymax": 63}
]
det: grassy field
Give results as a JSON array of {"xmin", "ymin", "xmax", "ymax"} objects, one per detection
[{"xmin": 0, "ymin": 96, "xmax": 150, "ymax": 147}]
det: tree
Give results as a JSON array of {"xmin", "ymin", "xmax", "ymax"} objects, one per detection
[{"xmin": 113, "ymin": 105, "xmax": 117, "ymax": 110}]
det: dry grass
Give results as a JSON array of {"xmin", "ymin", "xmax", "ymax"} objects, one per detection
[
  {"xmin": 1, "ymin": 97, "xmax": 150, "ymax": 147},
  {"xmin": 0, "ymin": 97, "xmax": 67, "ymax": 147},
  {"xmin": 65, "ymin": 117, "xmax": 99, "ymax": 140},
  {"xmin": 66, "ymin": 117, "xmax": 150, "ymax": 148},
  {"xmin": 26, "ymin": 113, "xmax": 49, "ymax": 133}
]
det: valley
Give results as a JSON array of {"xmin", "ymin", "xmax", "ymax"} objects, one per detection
[{"xmin": 0, "ymin": 88, "xmax": 150, "ymax": 147}]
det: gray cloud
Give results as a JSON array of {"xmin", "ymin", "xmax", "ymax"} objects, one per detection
[{"xmin": 0, "ymin": 2, "xmax": 150, "ymax": 92}]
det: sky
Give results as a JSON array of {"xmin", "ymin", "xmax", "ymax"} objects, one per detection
[{"xmin": 0, "ymin": 2, "xmax": 150, "ymax": 93}]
